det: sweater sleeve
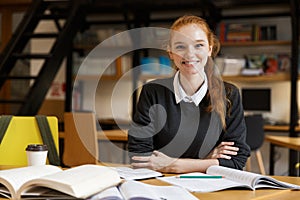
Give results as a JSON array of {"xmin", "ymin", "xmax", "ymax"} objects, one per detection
[
  {"xmin": 217, "ymin": 83, "xmax": 251, "ymax": 170},
  {"xmin": 127, "ymin": 84, "xmax": 156, "ymax": 157}
]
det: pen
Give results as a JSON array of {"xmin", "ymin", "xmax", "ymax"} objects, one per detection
[{"xmin": 177, "ymin": 175, "xmax": 223, "ymax": 179}]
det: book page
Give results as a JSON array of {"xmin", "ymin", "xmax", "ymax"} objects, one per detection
[
  {"xmin": 207, "ymin": 166, "xmax": 300, "ymax": 190},
  {"xmin": 119, "ymin": 180, "xmax": 198, "ymax": 200},
  {"xmin": 88, "ymin": 186, "xmax": 123, "ymax": 200},
  {"xmin": 254, "ymin": 177, "xmax": 300, "ymax": 190},
  {"xmin": 18, "ymin": 164, "xmax": 122, "ymax": 199},
  {"xmin": 113, "ymin": 167, "xmax": 163, "ymax": 180},
  {"xmin": 207, "ymin": 166, "xmax": 261, "ymax": 188},
  {"xmin": 157, "ymin": 172, "xmax": 249, "ymax": 192},
  {"xmin": 0, "ymin": 165, "xmax": 62, "ymax": 198}
]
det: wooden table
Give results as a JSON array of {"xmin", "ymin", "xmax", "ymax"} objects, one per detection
[
  {"xmin": 141, "ymin": 175, "xmax": 300, "ymax": 200},
  {"xmin": 97, "ymin": 129, "xmax": 128, "ymax": 142},
  {"xmin": 265, "ymin": 135, "xmax": 300, "ymax": 176},
  {"xmin": 59, "ymin": 129, "xmax": 128, "ymax": 141},
  {"xmin": 1, "ymin": 164, "xmax": 300, "ymax": 200},
  {"xmin": 0, "ymin": 177, "xmax": 299, "ymax": 200},
  {"xmin": 264, "ymin": 125, "xmax": 300, "ymax": 132}
]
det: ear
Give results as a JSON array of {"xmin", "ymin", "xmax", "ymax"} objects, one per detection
[
  {"xmin": 168, "ymin": 51, "xmax": 174, "ymax": 60},
  {"xmin": 167, "ymin": 44, "xmax": 173, "ymax": 60},
  {"xmin": 208, "ymin": 45, "xmax": 213, "ymax": 57}
]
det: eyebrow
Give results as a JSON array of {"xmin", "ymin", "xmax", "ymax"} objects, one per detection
[
  {"xmin": 173, "ymin": 41, "xmax": 184, "ymax": 45},
  {"xmin": 173, "ymin": 39, "xmax": 206, "ymax": 45},
  {"xmin": 195, "ymin": 39, "xmax": 206, "ymax": 43}
]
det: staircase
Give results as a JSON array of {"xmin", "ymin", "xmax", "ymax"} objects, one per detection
[{"xmin": 0, "ymin": 0, "xmax": 87, "ymax": 115}]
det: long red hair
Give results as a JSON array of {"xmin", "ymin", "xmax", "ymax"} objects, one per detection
[{"xmin": 169, "ymin": 15, "xmax": 229, "ymax": 129}]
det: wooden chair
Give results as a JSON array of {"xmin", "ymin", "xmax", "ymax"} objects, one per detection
[
  {"xmin": 63, "ymin": 112, "xmax": 99, "ymax": 167},
  {"xmin": 245, "ymin": 114, "xmax": 266, "ymax": 175}
]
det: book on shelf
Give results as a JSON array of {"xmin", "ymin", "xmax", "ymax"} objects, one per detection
[
  {"xmin": 226, "ymin": 23, "xmax": 253, "ymax": 42},
  {"xmin": 244, "ymin": 53, "xmax": 290, "ymax": 74},
  {"xmin": 89, "ymin": 180, "xmax": 198, "ymax": 200},
  {"xmin": 217, "ymin": 22, "xmax": 277, "ymax": 42},
  {"xmin": 240, "ymin": 68, "xmax": 264, "ymax": 76},
  {"xmin": 215, "ymin": 57, "xmax": 245, "ymax": 76},
  {"xmin": 0, "ymin": 164, "xmax": 121, "ymax": 199},
  {"xmin": 157, "ymin": 165, "xmax": 300, "ymax": 193}
]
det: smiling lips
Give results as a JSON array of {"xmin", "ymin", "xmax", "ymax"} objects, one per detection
[{"xmin": 182, "ymin": 60, "xmax": 200, "ymax": 66}]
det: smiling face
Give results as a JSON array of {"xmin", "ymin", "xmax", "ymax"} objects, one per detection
[{"xmin": 169, "ymin": 24, "xmax": 212, "ymax": 78}]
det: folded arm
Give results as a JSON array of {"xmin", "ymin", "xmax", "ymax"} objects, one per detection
[{"xmin": 131, "ymin": 142, "xmax": 239, "ymax": 174}]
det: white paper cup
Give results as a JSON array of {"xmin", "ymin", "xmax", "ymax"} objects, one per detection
[{"xmin": 25, "ymin": 144, "xmax": 48, "ymax": 166}]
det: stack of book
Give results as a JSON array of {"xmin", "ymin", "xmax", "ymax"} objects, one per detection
[{"xmin": 217, "ymin": 23, "xmax": 277, "ymax": 42}]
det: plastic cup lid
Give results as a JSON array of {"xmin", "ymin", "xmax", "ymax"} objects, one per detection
[{"xmin": 25, "ymin": 144, "xmax": 48, "ymax": 151}]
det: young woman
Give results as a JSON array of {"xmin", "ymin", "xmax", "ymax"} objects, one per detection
[{"xmin": 128, "ymin": 15, "xmax": 250, "ymax": 173}]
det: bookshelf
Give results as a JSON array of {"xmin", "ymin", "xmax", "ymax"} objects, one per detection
[
  {"xmin": 71, "ymin": 40, "xmax": 133, "ymax": 113},
  {"xmin": 216, "ymin": 1, "xmax": 299, "ymax": 176},
  {"xmin": 72, "ymin": 42, "xmax": 129, "ymax": 80},
  {"xmin": 74, "ymin": 56, "xmax": 123, "ymax": 81},
  {"xmin": 221, "ymin": 40, "xmax": 291, "ymax": 47},
  {"xmin": 222, "ymin": 73, "xmax": 290, "ymax": 82},
  {"xmin": 217, "ymin": 14, "xmax": 292, "ymax": 77}
]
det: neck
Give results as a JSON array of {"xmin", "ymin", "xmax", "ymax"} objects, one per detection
[{"xmin": 179, "ymin": 73, "xmax": 205, "ymax": 96}]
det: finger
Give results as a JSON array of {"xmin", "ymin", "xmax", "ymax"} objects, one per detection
[
  {"xmin": 131, "ymin": 156, "xmax": 150, "ymax": 162},
  {"xmin": 219, "ymin": 145, "xmax": 239, "ymax": 151},
  {"xmin": 221, "ymin": 154, "xmax": 232, "ymax": 159},
  {"xmin": 212, "ymin": 153, "xmax": 231, "ymax": 159},
  {"xmin": 131, "ymin": 162, "xmax": 150, "ymax": 168},
  {"xmin": 219, "ymin": 149, "xmax": 238, "ymax": 155},
  {"xmin": 219, "ymin": 146, "xmax": 239, "ymax": 152},
  {"xmin": 225, "ymin": 146, "xmax": 239, "ymax": 151},
  {"xmin": 219, "ymin": 141, "xmax": 234, "ymax": 146},
  {"xmin": 215, "ymin": 154, "xmax": 232, "ymax": 159}
]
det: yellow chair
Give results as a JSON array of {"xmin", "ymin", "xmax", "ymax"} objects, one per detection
[
  {"xmin": 0, "ymin": 116, "xmax": 60, "ymax": 167},
  {"xmin": 62, "ymin": 112, "xmax": 99, "ymax": 167}
]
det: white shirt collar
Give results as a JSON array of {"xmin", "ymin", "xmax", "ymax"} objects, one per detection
[{"xmin": 173, "ymin": 71, "xmax": 208, "ymax": 106}]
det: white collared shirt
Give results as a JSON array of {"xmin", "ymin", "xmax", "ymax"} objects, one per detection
[{"xmin": 173, "ymin": 71, "xmax": 208, "ymax": 106}]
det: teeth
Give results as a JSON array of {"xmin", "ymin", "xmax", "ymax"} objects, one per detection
[{"xmin": 183, "ymin": 61, "xmax": 198, "ymax": 64}]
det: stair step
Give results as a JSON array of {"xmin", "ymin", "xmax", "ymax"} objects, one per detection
[
  {"xmin": 39, "ymin": 13, "xmax": 68, "ymax": 20},
  {"xmin": 24, "ymin": 33, "xmax": 59, "ymax": 38},
  {"xmin": 0, "ymin": 0, "xmax": 84, "ymax": 116},
  {"xmin": 1, "ymin": 76, "xmax": 38, "ymax": 80},
  {"xmin": 43, "ymin": 0, "xmax": 70, "ymax": 7},
  {"xmin": 12, "ymin": 53, "xmax": 52, "ymax": 59},
  {"xmin": 0, "ymin": 99, "xmax": 25, "ymax": 104}
]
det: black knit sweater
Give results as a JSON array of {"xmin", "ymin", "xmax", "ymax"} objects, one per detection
[{"xmin": 128, "ymin": 77, "xmax": 250, "ymax": 170}]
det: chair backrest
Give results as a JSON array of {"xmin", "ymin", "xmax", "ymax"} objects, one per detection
[
  {"xmin": 0, "ymin": 116, "xmax": 59, "ymax": 166},
  {"xmin": 245, "ymin": 114, "xmax": 265, "ymax": 151},
  {"xmin": 63, "ymin": 112, "xmax": 98, "ymax": 167}
]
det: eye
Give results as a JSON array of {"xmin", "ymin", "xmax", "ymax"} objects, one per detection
[
  {"xmin": 195, "ymin": 43, "xmax": 204, "ymax": 49},
  {"xmin": 175, "ymin": 44, "xmax": 186, "ymax": 50}
]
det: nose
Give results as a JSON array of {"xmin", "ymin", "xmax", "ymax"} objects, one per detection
[{"xmin": 184, "ymin": 45, "xmax": 196, "ymax": 59}]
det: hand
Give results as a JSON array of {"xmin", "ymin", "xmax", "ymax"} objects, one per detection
[
  {"xmin": 131, "ymin": 150, "xmax": 176, "ymax": 172},
  {"xmin": 206, "ymin": 142, "xmax": 239, "ymax": 159}
]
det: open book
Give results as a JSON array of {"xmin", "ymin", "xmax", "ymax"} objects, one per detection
[
  {"xmin": 0, "ymin": 164, "xmax": 121, "ymax": 199},
  {"xmin": 89, "ymin": 180, "xmax": 198, "ymax": 200},
  {"xmin": 158, "ymin": 165, "xmax": 300, "ymax": 192},
  {"xmin": 114, "ymin": 167, "xmax": 163, "ymax": 180}
]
